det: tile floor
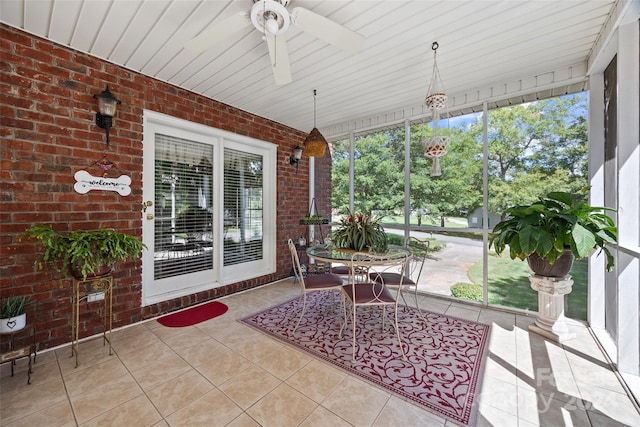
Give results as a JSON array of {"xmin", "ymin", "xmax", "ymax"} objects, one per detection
[{"xmin": 1, "ymin": 279, "xmax": 639, "ymax": 426}]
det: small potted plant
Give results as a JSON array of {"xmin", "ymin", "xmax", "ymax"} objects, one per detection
[
  {"xmin": 488, "ymin": 191, "xmax": 617, "ymax": 277},
  {"xmin": 331, "ymin": 211, "xmax": 388, "ymax": 252},
  {"xmin": 21, "ymin": 225, "xmax": 147, "ymax": 281},
  {"xmin": 0, "ymin": 296, "xmax": 30, "ymax": 333}
]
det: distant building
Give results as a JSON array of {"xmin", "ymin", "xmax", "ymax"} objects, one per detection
[{"xmin": 467, "ymin": 208, "xmax": 501, "ymax": 229}]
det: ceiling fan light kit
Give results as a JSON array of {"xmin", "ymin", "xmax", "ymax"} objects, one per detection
[
  {"xmin": 251, "ymin": 0, "xmax": 290, "ymax": 35},
  {"xmin": 185, "ymin": 0, "xmax": 365, "ymax": 85}
]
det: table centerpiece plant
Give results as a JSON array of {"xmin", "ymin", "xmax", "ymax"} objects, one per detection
[{"xmin": 331, "ymin": 211, "xmax": 388, "ymax": 252}]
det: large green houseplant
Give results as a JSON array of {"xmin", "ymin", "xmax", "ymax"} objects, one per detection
[
  {"xmin": 331, "ymin": 211, "xmax": 388, "ymax": 252},
  {"xmin": 21, "ymin": 225, "xmax": 147, "ymax": 280},
  {"xmin": 488, "ymin": 191, "xmax": 617, "ymax": 276}
]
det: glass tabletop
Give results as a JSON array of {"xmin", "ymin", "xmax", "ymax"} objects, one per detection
[{"xmin": 306, "ymin": 244, "xmax": 410, "ymax": 264}]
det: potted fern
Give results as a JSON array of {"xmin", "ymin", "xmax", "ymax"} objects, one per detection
[
  {"xmin": 488, "ymin": 191, "xmax": 617, "ymax": 277},
  {"xmin": 21, "ymin": 225, "xmax": 147, "ymax": 281},
  {"xmin": 0, "ymin": 296, "xmax": 30, "ymax": 333}
]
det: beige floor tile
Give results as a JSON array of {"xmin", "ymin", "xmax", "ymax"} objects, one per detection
[
  {"xmin": 64, "ymin": 357, "xmax": 129, "ymax": 397},
  {"xmin": 165, "ymin": 388, "xmax": 243, "ymax": 427},
  {"xmin": 130, "ymin": 351, "xmax": 191, "ymax": 391},
  {"xmin": 70, "ymin": 373, "xmax": 143, "ymax": 424},
  {"xmin": 444, "ymin": 305, "xmax": 480, "ymax": 322},
  {"xmin": 146, "ymin": 369, "xmax": 214, "ymax": 417},
  {"xmin": 373, "ymin": 396, "xmax": 445, "ymax": 426},
  {"xmin": 3, "ymin": 399, "xmax": 75, "ymax": 427},
  {"xmin": 56, "ymin": 337, "xmax": 116, "ymax": 374},
  {"xmin": 322, "ymin": 376, "xmax": 390, "ymax": 426},
  {"xmin": 577, "ymin": 381, "xmax": 640, "ymax": 426},
  {"xmin": 517, "ymin": 387, "xmax": 590, "ymax": 427},
  {"xmin": 566, "ymin": 352, "xmax": 626, "ymax": 394},
  {"xmin": 223, "ymin": 333, "xmax": 285, "ymax": 363},
  {"xmin": 286, "ymin": 359, "xmax": 346, "ymax": 403},
  {"xmin": 196, "ymin": 347, "xmax": 254, "ymax": 385},
  {"xmin": 217, "ymin": 364, "xmax": 281, "ymax": 409},
  {"xmin": 299, "ymin": 406, "xmax": 352, "ymax": 427},
  {"xmin": 0, "ymin": 354, "xmax": 60, "ymax": 396},
  {"xmin": 79, "ymin": 394, "xmax": 162, "ymax": 427},
  {"xmin": 225, "ymin": 413, "xmax": 261, "ymax": 427},
  {"xmin": 118, "ymin": 339, "xmax": 177, "ymax": 372},
  {"xmin": 110, "ymin": 326, "xmax": 163, "ymax": 357},
  {"xmin": 247, "ymin": 383, "xmax": 318, "ymax": 426},
  {"xmin": 173, "ymin": 336, "xmax": 230, "ymax": 368},
  {"xmin": 477, "ymin": 376, "xmax": 518, "ymax": 416},
  {"xmin": 0, "ymin": 374, "xmax": 68, "ymax": 424},
  {"xmin": 476, "ymin": 403, "xmax": 519, "ymax": 427},
  {"xmin": 478, "ymin": 309, "xmax": 517, "ymax": 330},
  {"xmin": 160, "ymin": 325, "xmax": 212, "ymax": 350},
  {"xmin": 253, "ymin": 344, "xmax": 312, "ymax": 380}
]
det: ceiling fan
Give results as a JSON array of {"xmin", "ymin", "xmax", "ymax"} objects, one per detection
[{"xmin": 184, "ymin": 0, "xmax": 365, "ymax": 85}]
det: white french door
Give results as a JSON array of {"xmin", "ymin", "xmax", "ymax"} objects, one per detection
[{"xmin": 141, "ymin": 111, "xmax": 276, "ymax": 306}]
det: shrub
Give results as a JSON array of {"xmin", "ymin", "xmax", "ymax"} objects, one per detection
[{"xmin": 450, "ymin": 283, "xmax": 483, "ymax": 302}]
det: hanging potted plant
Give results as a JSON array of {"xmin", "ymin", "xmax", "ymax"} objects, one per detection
[
  {"xmin": 488, "ymin": 191, "xmax": 617, "ymax": 277},
  {"xmin": 21, "ymin": 225, "xmax": 147, "ymax": 281},
  {"xmin": 0, "ymin": 296, "xmax": 30, "ymax": 334},
  {"xmin": 331, "ymin": 211, "xmax": 388, "ymax": 252}
]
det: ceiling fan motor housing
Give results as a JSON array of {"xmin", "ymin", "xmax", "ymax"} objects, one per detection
[{"xmin": 251, "ymin": 0, "xmax": 291, "ymax": 35}]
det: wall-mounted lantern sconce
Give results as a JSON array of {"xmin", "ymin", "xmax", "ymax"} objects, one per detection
[
  {"xmin": 94, "ymin": 86, "xmax": 121, "ymax": 147},
  {"xmin": 288, "ymin": 145, "xmax": 303, "ymax": 172}
]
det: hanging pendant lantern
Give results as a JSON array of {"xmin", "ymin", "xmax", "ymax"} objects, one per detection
[
  {"xmin": 422, "ymin": 42, "xmax": 450, "ymax": 177},
  {"xmin": 303, "ymin": 89, "xmax": 328, "ymax": 157}
]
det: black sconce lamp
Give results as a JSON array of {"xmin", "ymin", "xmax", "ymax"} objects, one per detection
[
  {"xmin": 94, "ymin": 86, "xmax": 121, "ymax": 147},
  {"xmin": 288, "ymin": 145, "xmax": 303, "ymax": 172}
]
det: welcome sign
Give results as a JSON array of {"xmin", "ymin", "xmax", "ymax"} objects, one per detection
[{"xmin": 74, "ymin": 170, "xmax": 131, "ymax": 196}]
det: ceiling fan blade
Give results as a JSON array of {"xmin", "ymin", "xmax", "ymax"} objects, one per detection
[
  {"xmin": 266, "ymin": 35, "xmax": 292, "ymax": 85},
  {"xmin": 290, "ymin": 7, "xmax": 364, "ymax": 54},
  {"xmin": 184, "ymin": 12, "xmax": 251, "ymax": 53}
]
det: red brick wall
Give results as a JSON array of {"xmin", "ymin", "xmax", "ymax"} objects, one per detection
[{"xmin": 0, "ymin": 24, "xmax": 331, "ymax": 352}]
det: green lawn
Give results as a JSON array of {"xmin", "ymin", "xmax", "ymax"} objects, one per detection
[
  {"xmin": 381, "ymin": 215, "xmax": 468, "ymax": 228},
  {"xmin": 467, "ymin": 255, "xmax": 588, "ymax": 320}
]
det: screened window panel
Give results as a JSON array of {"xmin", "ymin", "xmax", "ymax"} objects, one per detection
[
  {"xmin": 154, "ymin": 134, "xmax": 214, "ymax": 279},
  {"xmin": 224, "ymin": 148, "xmax": 264, "ymax": 266}
]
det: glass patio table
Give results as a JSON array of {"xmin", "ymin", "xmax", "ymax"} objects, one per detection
[{"xmin": 306, "ymin": 244, "xmax": 410, "ymax": 267}]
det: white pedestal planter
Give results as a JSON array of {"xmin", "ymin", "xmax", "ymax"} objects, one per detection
[{"xmin": 528, "ymin": 274, "xmax": 576, "ymax": 342}]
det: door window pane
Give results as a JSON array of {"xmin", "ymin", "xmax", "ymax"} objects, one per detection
[
  {"xmin": 154, "ymin": 134, "xmax": 213, "ymax": 279},
  {"xmin": 224, "ymin": 148, "xmax": 264, "ymax": 266}
]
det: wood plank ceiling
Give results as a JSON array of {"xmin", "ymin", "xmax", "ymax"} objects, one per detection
[{"xmin": 0, "ymin": 0, "xmax": 618, "ymax": 139}]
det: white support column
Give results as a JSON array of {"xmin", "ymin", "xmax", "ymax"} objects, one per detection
[
  {"xmin": 588, "ymin": 71, "xmax": 606, "ymax": 330},
  {"xmin": 404, "ymin": 119, "xmax": 411, "ymax": 242},
  {"xmin": 615, "ymin": 18, "xmax": 640, "ymax": 377},
  {"xmin": 349, "ymin": 131, "xmax": 355, "ymax": 213}
]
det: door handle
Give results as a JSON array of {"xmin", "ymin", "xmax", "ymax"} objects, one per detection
[{"xmin": 142, "ymin": 201, "xmax": 153, "ymax": 212}]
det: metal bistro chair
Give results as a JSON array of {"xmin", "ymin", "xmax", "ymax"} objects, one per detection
[
  {"xmin": 339, "ymin": 251, "xmax": 408, "ymax": 362},
  {"xmin": 370, "ymin": 237, "xmax": 429, "ymax": 318},
  {"xmin": 287, "ymin": 239, "xmax": 343, "ymax": 335}
]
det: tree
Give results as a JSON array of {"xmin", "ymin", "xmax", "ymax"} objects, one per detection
[{"xmin": 331, "ymin": 92, "xmax": 589, "ymax": 225}]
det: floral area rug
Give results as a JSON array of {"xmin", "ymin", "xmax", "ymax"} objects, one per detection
[{"xmin": 241, "ymin": 291, "xmax": 490, "ymax": 425}]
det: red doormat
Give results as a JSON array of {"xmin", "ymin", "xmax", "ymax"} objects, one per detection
[
  {"xmin": 241, "ymin": 291, "xmax": 489, "ymax": 426},
  {"xmin": 158, "ymin": 301, "xmax": 228, "ymax": 327}
]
